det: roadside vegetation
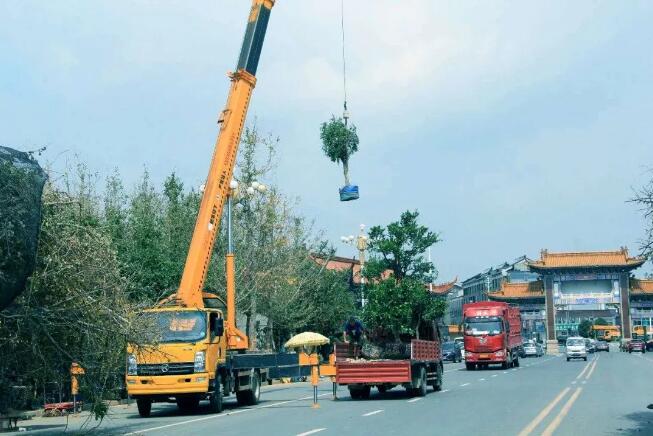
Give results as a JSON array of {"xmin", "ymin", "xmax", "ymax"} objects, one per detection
[{"xmin": 0, "ymin": 126, "xmax": 354, "ymax": 418}]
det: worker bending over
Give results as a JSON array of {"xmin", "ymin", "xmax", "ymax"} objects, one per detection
[{"xmin": 343, "ymin": 317, "xmax": 365, "ymax": 359}]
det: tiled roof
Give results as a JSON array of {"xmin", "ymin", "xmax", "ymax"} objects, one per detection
[
  {"xmin": 427, "ymin": 277, "xmax": 459, "ymax": 295},
  {"xmin": 528, "ymin": 248, "xmax": 646, "ymax": 270},
  {"xmin": 488, "ymin": 280, "xmax": 544, "ymax": 300},
  {"xmin": 631, "ymin": 278, "xmax": 653, "ymax": 295}
]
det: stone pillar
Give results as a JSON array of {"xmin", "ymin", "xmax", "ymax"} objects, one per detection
[
  {"xmin": 621, "ymin": 273, "xmax": 632, "ymax": 340},
  {"xmin": 543, "ymin": 275, "xmax": 559, "ymax": 354}
]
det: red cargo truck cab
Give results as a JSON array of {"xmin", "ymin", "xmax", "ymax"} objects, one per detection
[
  {"xmin": 335, "ymin": 339, "xmax": 443, "ymax": 399},
  {"xmin": 463, "ymin": 302, "xmax": 522, "ymax": 370}
]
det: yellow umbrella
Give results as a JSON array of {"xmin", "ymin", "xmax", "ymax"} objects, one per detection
[{"xmin": 284, "ymin": 332, "xmax": 330, "ymax": 349}]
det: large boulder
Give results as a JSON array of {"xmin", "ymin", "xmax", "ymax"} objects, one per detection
[{"xmin": 0, "ymin": 146, "xmax": 46, "ymax": 310}]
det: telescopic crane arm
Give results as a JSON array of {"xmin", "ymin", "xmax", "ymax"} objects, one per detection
[{"xmin": 175, "ymin": 0, "xmax": 275, "ymax": 347}]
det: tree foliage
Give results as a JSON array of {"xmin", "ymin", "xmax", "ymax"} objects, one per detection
[
  {"xmin": 319, "ymin": 116, "xmax": 359, "ymax": 185},
  {"xmin": 363, "ymin": 210, "xmax": 444, "ymax": 339},
  {"xmin": 578, "ymin": 320, "xmax": 592, "ymax": 338},
  {"xmin": 631, "ymin": 174, "xmax": 653, "ymax": 262},
  {"xmin": 365, "ymin": 210, "xmax": 440, "ymax": 282},
  {"xmin": 0, "ymin": 124, "xmax": 355, "ymax": 418}
]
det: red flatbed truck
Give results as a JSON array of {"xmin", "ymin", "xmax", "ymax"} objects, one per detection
[
  {"xmin": 463, "ymin": 301, "xmax": 522, "ymax": 370},
  {"xmin": 335, "ymin": 339, "xmax": 443, "ymax": 399}
]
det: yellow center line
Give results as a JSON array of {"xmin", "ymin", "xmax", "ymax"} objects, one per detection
[
  {"xmin": 541, "ymin": 387, "xmax": 583, "ymax": 436},
  {"xmin": 575, "ymin": 360, "xmax": 592, "ymax": 379},
  {"xmin": 517, "ymin": 387, "xmax": 571, "ymax": 436},
  {"xmin": 585, "ymin": 359, "xmax": 598, "ymax": 380}
]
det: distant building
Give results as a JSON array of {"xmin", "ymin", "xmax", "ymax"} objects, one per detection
[
  {"xmin": 461, "ymin": 255, "xmax": 539, "ymax": 305},
  {"xmin": 487, "ymin": 248, "xmax": 653, "ymax": 343},
  {"xmin": 426, "ymin": 278, "xmax": 463, "ymax": 338}
]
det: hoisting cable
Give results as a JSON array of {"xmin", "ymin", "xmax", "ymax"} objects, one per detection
[{"xmin": 340, "ymin": 0, "xmax": 349, "ymax": 126}]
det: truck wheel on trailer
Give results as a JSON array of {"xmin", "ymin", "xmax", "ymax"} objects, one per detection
[
  {"xmin": 465, "ymin": 362, "xmax": 475, "ymax": 370},
  {"xmin": 237, "ymin": 371, "xmax": 261, "ymax": 406},
  {"xmin": 513, "ymin": 356, "xmax": 520, "ymax": 368},
  {"xmin": 208, "ymin": 375, "xmax": 223, "ymax": 414},
  {"xmin": 416, "ymin": 367, "xmax": 428, "ymax": 397},
  {"xmin": 432, "ymin": 363, "xmax": 443, "ymax": 392},
  {"xmin": 349, "ymin": 386, "xmax": 370, "ymax": 400},
  {"xmin": 377, "ymin": 385, "xmax": 387, "ymax": 394},
  {"xmin": 136, "ymin": 398, "xmax": 152, "ymax": 418}
]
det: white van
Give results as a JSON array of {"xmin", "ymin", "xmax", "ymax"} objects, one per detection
[{"xmin": 566, "ymin": 336, "xmax": 588, "ymax": 361}]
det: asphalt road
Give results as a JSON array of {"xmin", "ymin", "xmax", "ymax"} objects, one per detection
[{"xmin": 17, "ymin": 345, "xmax": 653, "ymax": 435}]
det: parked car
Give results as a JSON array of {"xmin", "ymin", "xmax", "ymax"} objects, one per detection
[
  {"xmin": 595, "ymin": 340, "xmax": 609, "ymax": 352},
  {"xmin": 522, "ymin": 340, "xmax": 544, "ymax": 357},
  {"xmin": 629, "ymin": 339, "xmax": 646, "ymax": 353},
  {"xmin": 442, "ymin": 341, "xmax": 463, "ymax": 363},
  {"xmin": 566, "ymin": 337, "xmax": 587, "ymax": 361}
]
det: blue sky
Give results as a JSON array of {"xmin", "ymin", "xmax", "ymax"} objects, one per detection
[{"xmin": 1, "ymin": 1, "xmax": 652, "ymax": 280}]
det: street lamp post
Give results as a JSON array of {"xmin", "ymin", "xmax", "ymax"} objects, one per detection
[
  {"xmin": 226, "ymin": 179, "xmax": 267, "ymax": 350},
  {"xmin": 341, "ymin": 224, "xmax": 368, "ymax": 307}
]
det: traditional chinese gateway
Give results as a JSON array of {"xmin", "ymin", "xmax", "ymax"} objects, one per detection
[{"xmin": 486, "ymin": 248, "xmax": 653, "ymax": 352}]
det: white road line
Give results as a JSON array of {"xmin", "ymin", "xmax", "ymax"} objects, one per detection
[
  {"xmin": 479, "ymin": 378, "xmax": 486, "ymax": 381},
  {"xmin": 125, "ymin": 393, "xmax": 331, "ymax": 434},
  {"xmin": 124, "ymin": 409, "xmax": 251, "ymax": 434},
  {"xmin": 503, "ymin": 371, "xmax": 508, "ymax": 374},
  {"xmin": 491, "ymin": 374, "xmax": 498, "ymax": 377},
  {"xmin": 460, "ymin": 383, "xmax": 470, "ymax": 387},
  {"xmin": 440, "ymin": 389, "xmax": 450, "ymax": 393},
  {"xmin": 363, "ymin": 409, "xmax": 384, "ymax": 417},
  {"xmin": 407, "ymin": 398, "xmax": 422, "ymax": 403},
  {"xmin": 297, "ymin": 429, "xmax": 327, "ymax": 436}
]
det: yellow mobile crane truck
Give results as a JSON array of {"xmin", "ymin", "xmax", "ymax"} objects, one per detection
[{"xmin": 125, "ymin": 0, "xmax": 309, "ymax": 417}]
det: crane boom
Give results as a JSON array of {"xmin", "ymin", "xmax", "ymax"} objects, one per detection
[{"xmin": 176, "ymin": 0, "xmax": 275, "ymax": 309}]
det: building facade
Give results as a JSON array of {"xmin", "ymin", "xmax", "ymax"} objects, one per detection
[
  {"xmin": 487, "ymin": 248, "xmax": 652, "ymax": 346},
  {"xmin": 461, "ymin": 255, "xmax": 539, "ymax": 305}
]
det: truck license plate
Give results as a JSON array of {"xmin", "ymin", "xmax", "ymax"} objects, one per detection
[{"xmin": 480, "ymin": 353, "xmax": 490, "ymax": 359}]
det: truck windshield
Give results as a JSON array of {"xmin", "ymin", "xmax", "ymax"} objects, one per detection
[
  {"xmin": 143, "ymin": 311, "xmax": 207, "ymax": 343},
  {"xmin": 464, "ymin": 317, "xmax": 503, "ymax": 336}
]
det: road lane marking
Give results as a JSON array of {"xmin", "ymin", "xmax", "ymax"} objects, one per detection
[
  {"xmin": 441, "ymin": 389, "xmax": 449, "ymax": 393},
  {"xmin": 541, "ymin": 388, "xmax": 583, "ymax": 436},
  {"xmin": 460, "ymin": 383, "xmax": 470, "ymax": 387},
  {"xmin": 491, "ymin": 374, "xmax": 498, "ymax": 378},
  {"xmin": 517, "ymin": 387, "xmax": 570, "ymax": 436},
  {"xmin": 407, "ymin": 398, "xmax": 422, "ymax": 403},
  {"xmin": 576, "ymin": 361, "xmax": 592, "ymax": 379},
  {"xmin": 503, "ymin": 371, "xmax": 508, "ymax": 374},
  {"xmin": 585, "ymin": 360, "xmax": 598, "ymax": 380},
  {"xmin": 479, "ymin": 378, "xmax": 486, "ymax": 381},
  {"xmin": 363, "ymin": 410, "xmax": 384, "ymax": 417},
  {"xmin": 124, "ymin": 393, "xmax": 331, "ymax": 434},
  {"xmin": 297, "ymin": 429, "xmax": 326, "ymax": 436},
  {"xmin": 124, "ymin": 409, "xmax": 251, "ymax": 434}
]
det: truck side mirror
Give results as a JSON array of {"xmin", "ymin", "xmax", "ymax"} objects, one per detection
[{"xmin": 214, "ymin": 318, "xmax": 224, "ymax": 337}]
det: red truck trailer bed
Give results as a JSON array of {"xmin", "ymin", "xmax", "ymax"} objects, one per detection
[{"xmin": 335, "ymin": 339, "xmax": 443, "ymax": 399}]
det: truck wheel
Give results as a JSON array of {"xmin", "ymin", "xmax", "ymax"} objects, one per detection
[
  {"xmin": 237, "ymin": 372, "xmax": 261, "ymax": 406},
  {"xmin": 433, "ymin": 364, "xmax": 443, "ymax": 392},
  {"xmin": 136, "ymin": 398, "xmax": 152, "ymax": 418},
  {"xmin": 360, "ymin": 386, "xmax": 371, "ymax": 399},
  {"xmin": 501, "ymin": 360, "xmax": 509, "ymax": 370},
  {"xmin": 208, "ymin": 376, "xmax": 223, "ymax": 414},
  {"xmin": 377, "ymin": 385, "xmax": 387, "ymax": 394},
  {"xmin": 348, "ymin": 387, "xmax": 362, "ymax": 400},
  {"xmin": 513, "ymin": 356, "xmax": 520, "ymax": 368},
  {"xmin": 416, "ymin": 368, "xmax": 427, "ymax": 397},
  {"xmin": 465, "ymin": 363, "xmax": 475, "ymax": 370}
]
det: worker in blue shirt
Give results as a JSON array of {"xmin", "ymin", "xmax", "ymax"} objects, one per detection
[{"xmin": 343, "ymin": 317, "xmax": 365, "ymax": 358}]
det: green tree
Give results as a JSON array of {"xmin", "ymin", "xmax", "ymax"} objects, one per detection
[
  {"xmin": 320, "ymin": 116, "xmax": 359, "ymax": 185},
  {"xmin": 365, "ymin": 210, "xmax": 440, "ymax": 282},
  {"xmin": 363, "ymin": 210, "xmax": 444, "ymax": 339},
  {"xmin": 578, "ymin": 320, "xmax": 593, "ymax": 338}
]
